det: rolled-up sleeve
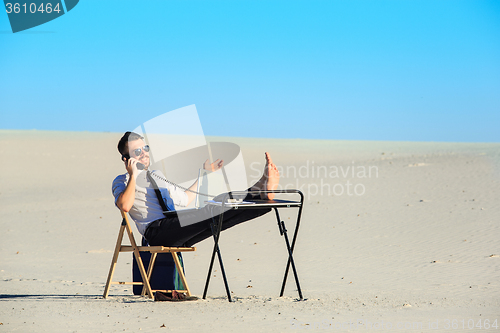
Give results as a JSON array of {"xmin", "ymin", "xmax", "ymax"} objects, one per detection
[{"xmin": 166, "ymin": 183, "xmax": 188, "ymax": 208}]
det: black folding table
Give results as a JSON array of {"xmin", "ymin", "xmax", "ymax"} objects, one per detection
[{"xmin": 202, "ymin": 190, "xmax": 304, "ymax": 302}]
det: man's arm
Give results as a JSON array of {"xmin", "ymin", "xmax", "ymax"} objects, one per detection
[
  {"xmin": 116, "ymin": 158, "xmax": 140, "ymax": 212},
  {"xmin": 184, "ymin": 159, "xmax": 223, "ymax": 206},
  {"xmin": 184, "ymin": 179, "xmax": 200, "ymax": 206}
]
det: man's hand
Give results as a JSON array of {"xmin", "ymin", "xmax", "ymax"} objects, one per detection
[
  {"xmin": 203, "ymin": 158, "xmax": 224, "ymax": 172},
  {"xmin": 117, "ymin": 157, "xmax": 139, "ymax": 213},
  {"xmin": 123, "ymin": 157, "xmax": 139, "ymax": 177}
]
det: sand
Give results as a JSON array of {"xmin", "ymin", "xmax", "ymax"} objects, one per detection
[{"xmin": 0, "ymin": 130, "xmax": 499, "ymax": 332}]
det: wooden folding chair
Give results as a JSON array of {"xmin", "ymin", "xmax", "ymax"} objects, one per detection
[{"xmin": 103, "ymin": 211, "xmax": 196, "ymax": 299}]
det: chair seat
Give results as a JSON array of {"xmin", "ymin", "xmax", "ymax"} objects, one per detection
[{"xmin": 120, "ymin": 245, "xmax": 196, "ymax": 253}]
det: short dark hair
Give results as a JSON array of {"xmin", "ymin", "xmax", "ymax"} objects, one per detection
[{"xmin": 117, "ymin": 131, "xmax": 144, "ymax": 156}]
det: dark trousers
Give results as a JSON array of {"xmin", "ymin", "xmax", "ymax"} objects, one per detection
[{"xmin": 144, "ymin": 192, "xmax": 271, "ymax": 247}]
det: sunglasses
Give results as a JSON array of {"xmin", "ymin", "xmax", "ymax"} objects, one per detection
[{"xmin": 131, "ymin": 145, "xmax": 150, "ymax": 157}]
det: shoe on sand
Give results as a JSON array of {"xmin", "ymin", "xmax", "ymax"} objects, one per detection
[{"xmin": 154, "ymin": 291, "xmax": 198, "ymax": 302}]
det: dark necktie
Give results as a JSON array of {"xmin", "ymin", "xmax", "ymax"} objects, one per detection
[{"xmin": 146, "ymin": 170, "xmax": 170, "ymax": 214}]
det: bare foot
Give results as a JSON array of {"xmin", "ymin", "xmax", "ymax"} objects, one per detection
[
  {"xmin": 264, "ymin": 152, "xmax": 279, "ymax": 200},
  {"xmin": 250, "ymin": 152, "xmax": 272, "ymax": 192}
]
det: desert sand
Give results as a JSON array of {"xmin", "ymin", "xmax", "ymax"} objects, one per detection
[{"xmin": 1, "ymin": 130, "xmax": 499, "ymax": 332}]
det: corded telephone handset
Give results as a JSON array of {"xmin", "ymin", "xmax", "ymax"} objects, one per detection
[{"xmin": 122, "ymin": 154, "xmax": 145, "ymax": 170}]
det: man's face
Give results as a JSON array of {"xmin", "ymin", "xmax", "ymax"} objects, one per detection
[{"xmin": 127, "ymin": 139, "xmax": 150, "ymax": 168}]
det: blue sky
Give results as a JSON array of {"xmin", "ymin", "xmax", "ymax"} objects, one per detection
[{"xmin": 1, "ymin": 0, "xmax": 499, "ymax": 142}]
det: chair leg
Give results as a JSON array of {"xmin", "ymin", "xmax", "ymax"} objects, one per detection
[
  {"xmin": 141, "ymin": 252, "xmax": 158, "ymax": 296},
  {"xmin": 124, "ymin": 221, "xmax": 154, "ymax": 299},
  {"xmin": 103, "ymin": 223, "xmax": 126, "ymax": 298},
  {"xmin": 172, "ymin": 252, "xmax": 191, "ymax": 296}
]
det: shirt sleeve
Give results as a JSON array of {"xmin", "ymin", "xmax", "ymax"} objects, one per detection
[
  {"xmin": 166, "ymin": 182, "xmax": 189, "ymax": 207},
  {"xmin": 112, "ymin": 174, "xmax": 128, "ymax": 206}
]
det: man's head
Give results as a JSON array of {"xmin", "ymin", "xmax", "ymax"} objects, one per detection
[{"xmin": 117, "ymin": 132, "xmax": 150, "ymax": 168}]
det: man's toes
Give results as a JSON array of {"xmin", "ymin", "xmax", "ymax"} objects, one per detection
[
  {"xmin": 265, "ymin": 152, "xmax": 273, "ymax": 164},
  {"xmin": 270, "ymin": 163, "xmax": 278, "ymax": 173}
]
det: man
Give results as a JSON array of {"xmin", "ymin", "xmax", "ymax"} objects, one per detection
[{"xmin": 112, "ymin": 132, "xmax": 280, "ymax": 247}]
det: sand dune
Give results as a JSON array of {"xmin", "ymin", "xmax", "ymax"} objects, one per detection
[{"xmin": 1, "ymin": 130, "xmax": 499, "ymax": 332}]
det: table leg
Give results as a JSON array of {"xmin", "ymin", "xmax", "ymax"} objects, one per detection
[
  {"xmin": 274, "ymin": 208, "xmax": 304, "ymax": 300},
  {"xmin": 202, "ymin": 209, "xmax": 233, "ymax": 302},
  {"xmin": 202, "ymin": 237, "xmax": 217, "ymax": 300}
]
